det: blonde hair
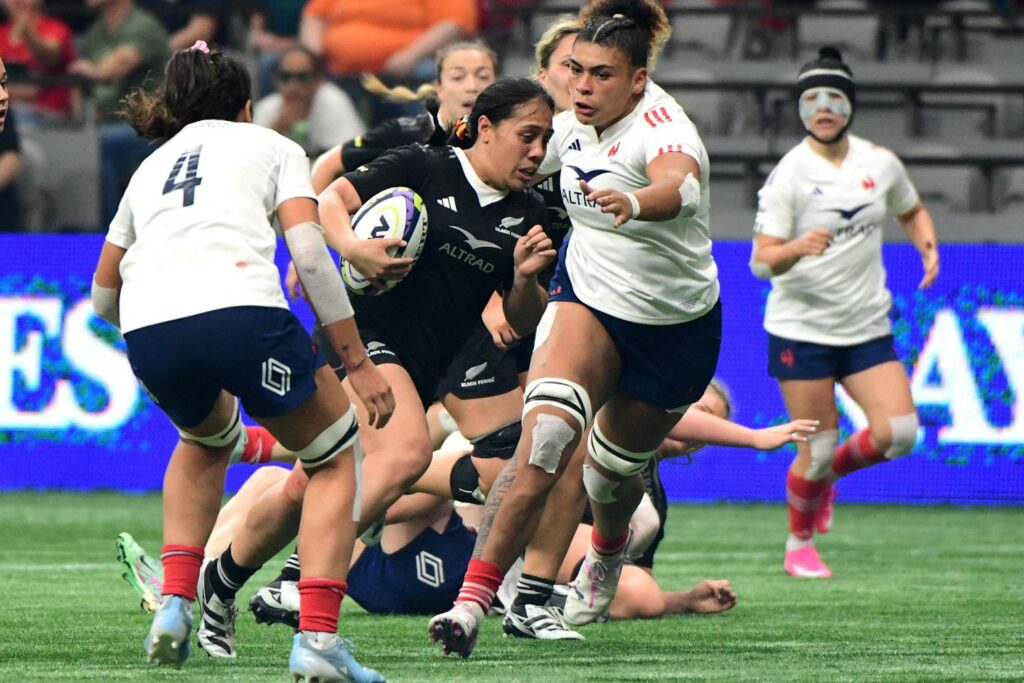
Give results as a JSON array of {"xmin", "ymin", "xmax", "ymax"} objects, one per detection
[
  {"xmin": 360, "ymin": 40, "xmax": 497, "ymax": 104},
  {"xmin": 533, "ymin": 15, "xmax": 581, "ymax": 77}
]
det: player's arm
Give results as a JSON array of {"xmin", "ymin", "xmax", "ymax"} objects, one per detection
[
  {"xmin": 581, "ymin": 152, "xmax": 702, "ymax": 228},
  {"xmin": 92, "ymin": 241, "xmax": 126, "ymax": 329},
  {"xmin": 503, "ymin": 224, "xmax": 555, "ymax": 337},
  {"xmin": 280, "ymin": 196, "xmax": 394, "ymax": 427},
  {"xmin": 659, "ymin": 410, "xmax": 819, "ymax": 459},
  {"xmin": 311, "ymin": 144, "xmax": 344, "ymax": 194},
  {"xmin": 482, "ymin": 291, "xmax": 519, "ymax": 349},
  {"xmin": 749, "ymin": 163, "xmax": 830, "ymax": 278},
  {"xmin": 897, "ymin": 201, "xmax": 939, "ymax": 290}
]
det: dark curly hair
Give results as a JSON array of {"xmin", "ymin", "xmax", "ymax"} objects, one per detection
[{"xmin": 577, "ymin": 0, "xmax": 672, "ymax": 70}]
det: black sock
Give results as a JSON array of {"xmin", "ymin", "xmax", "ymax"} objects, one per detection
[
  {"xmin": 208, "ymin": 544, "xmax": 259, "ymax": 601},
  {"xmin": 275, "ymin": 550, "xmax": 301, "ymax": 583},
  {"xmin": 512, "ymin": 573, "xmax": 555, "ymax": 609}
]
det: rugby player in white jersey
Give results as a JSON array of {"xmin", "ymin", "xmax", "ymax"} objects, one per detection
[
  {"xmin": 749, "ymin": 47, "xmax": 939, "ymax": 578},
  {"xmin": 429, "ymin": 0, "xmax": 727, "ymax": 656},
  {"xmin": 91, "ymin": 42, "xmax": 394, "ymax": 681}
]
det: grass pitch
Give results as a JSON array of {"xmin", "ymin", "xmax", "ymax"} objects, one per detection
[{"xmin": 0, "ymin": 492, "xmax": 1020, "ymax": 681}]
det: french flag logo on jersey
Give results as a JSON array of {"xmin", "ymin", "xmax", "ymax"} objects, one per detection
[
  {"xmin": 608, "ymin": 142, "xmax": 620, "ymax": 158},
  {"xmin": 644, "ymin": 107, "xmax": 673, "ymax": 127},
  {"xmin": 862, "ymin": 176, "xmax": 876, "ymax": 191}
]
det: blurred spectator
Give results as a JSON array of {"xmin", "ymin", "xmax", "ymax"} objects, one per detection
[
  {"xmin": 0, "ymin": 58, "xmax": 25, "ymax": 230},
  {"xmin": 252, "ymin": 45, "xmax": 363, "ymax": 157},
  {"xmin": 0, "ymin": 0, "xmax": 76, "ymax": 123},
  {"xmin": 299, "ymin": 0, "xmax": 476, "ymax": 80},
  {"xmin": 69, "ymin": 0, "xmax": 169, "ymax": 229},
  {"xmin": 245, "ymin": 0, "xmax": 303, "ymax": 96},
  {"xmin": 139, "ymin": 0, "xmax": 226, "ymax": 51}
]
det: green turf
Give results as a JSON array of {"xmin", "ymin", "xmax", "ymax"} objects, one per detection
[{"xmin": 0, "ymin": 493, "xmax": 1020, "ymax": 681}]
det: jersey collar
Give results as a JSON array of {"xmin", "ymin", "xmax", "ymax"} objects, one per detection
[{"xmin": 453, "ymin": 148, "xmax": 509, "ymax": 207}]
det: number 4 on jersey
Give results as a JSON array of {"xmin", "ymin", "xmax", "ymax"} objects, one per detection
[{"xmin": 163, "ymin": 146, "xmax": 203, "ymax": 207}]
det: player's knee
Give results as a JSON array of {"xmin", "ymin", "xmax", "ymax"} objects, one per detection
[
  {"xmin": 804, "ymin": 428, "xmax": 839, "ymax": 480},
  {"xmin": 245, "ymin": 463, "xmax": 288, "ymax": 489},
  {"xmin": 470, "ymin": 420, "xmax": 522, "ymax": 460},
  {"xmin": 282, "ymin": 466, "xmax": 309, "ymax": 504},
  {"xmin": 885, "ymin": 412, "xmax": 919, "ymax": 459},
  {"xmin": 178, "ymin": 399, "xmax": 242, "ymax": 451},
  {"xmin": 523, "ymin": 378, "xmax": 592, "ymax": 474},
  {"xmin": 293, "ymin": 405, "xmax": 360, "ymax": 470},
  {"xmin": 449, "ymin": 454, "xmax": 485, "ymax": 504}
]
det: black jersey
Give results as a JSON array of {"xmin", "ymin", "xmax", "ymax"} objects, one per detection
[
  {"xmin": 344, "ymin": 143, "xmax": 549, "ymax": 391},
  {"xmin": 341, "ymin": 110, "xmax": 448, "ymax": 171}
]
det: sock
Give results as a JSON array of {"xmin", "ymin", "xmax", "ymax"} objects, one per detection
[
  {"xmin": 591, "ymin": 528, "xmax": 629, "ymax": 556},
  {"xmin": 512, "ymin": 573, "xmax": 555, "ymax": 609},
  {"xmin": 456, "ymin": 558, "xmax": 504, "ymax": 613},
  {"xmin": 161, "ymin": 544, "xmax": 204, "ymax": 600},
  {"xmin": 241, "ymin": 426, "xmax": 277, "ymax": 465},
  {"xmin": 832, "ymin": 429, "xmax": 885, "ymax": 477},
  {"xmin": 298, "ymin": 577, "xmax": 347, "ymax": 633},
  {"xmin": 786, "ymin": 470, "xmax": 830, "ymax": 542},
  {"xmin": 208, "ymin": 544, "xmax": 260, "ymax": 602},
  {"xmin": 275, "ymin": 550, "xmax": 301, "ymax": 583}
]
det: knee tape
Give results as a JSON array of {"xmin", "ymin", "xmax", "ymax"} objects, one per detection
[
  {"xmin": 625, "ymin": 492, "xmax": 660, "ymax": 560},
  {"xmin": 804, "ymin": 428, "xmax": 839, "ymax": 480},
  {"xmin": 587, "ymin": 422, "xmax": 656, "ymax": 477},
  {"xmin": 227, "ymin": 423, "xmax": 250, "ymax": 465},
  {"xmin": 886, "ymin": 413, "xmax": 919, "ymax": 459},
  {"xmin": 582, "ymin": 463, "xmax": 621, "ymax": 504},
  {"xmin": 179, "ymin": 399, "xmax": 242, "ymax": 449},
  {"xmin": 449, "ymin": 453, "xmax": 485, "ymax": 504},
  {"xmin": 470, "ymin": 420, "xmax": 522, "ymax": 460},
  {"xmin": 528, "ymin": 414, "xmax": 575, "ymax": 474},
  {"xmin": 523, "ymin": 378, "xmax": 593, "ymax": 432},
  {"xmin": 295, "ymin": 405, "xmax": 360, "ymax": 470}
]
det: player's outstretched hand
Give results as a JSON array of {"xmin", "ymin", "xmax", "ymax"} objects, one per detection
[
  {"xmin": 684, "ymin": 579, "xmax": 737, "ymax": 614},
  {"xmin": 797, "ymin": 228, "xmax": 832, "ymax": 256},
  {"xmin": 513, "ymin": 225, "xmax": 556, "ymax": 278},
  {"xmin": 348, "ymin": 361, "xmax": 395, "ymax": 429},
  {"xmin": 751, "ymin": 419, "xmax": 820, "ymax": 451},
  {"xmin": 346, "ymin": 238, "xmax": 415, "ymax": 289},
  {"xmin": 918, "ymin": 248, "xmax": 939, "ymax": 290},
  {"xmin": 284, "ymin": 261, "xmax": 304, "ymax": 300},
  {"xmin": 580, "ymin": 180, "xmax": 633, "ymax": 227}
]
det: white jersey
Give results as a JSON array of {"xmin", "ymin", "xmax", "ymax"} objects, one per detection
[
  {"xmin": 538, "ymin": 81, "xmax": 719, "ymax": 325},
  {"xmin": 755, "ymin": 134, "xmax": 919, "ymax": 345},
  {"xmin": 106, "ymin": 120, "xmax": 316, "ymax": 333}
]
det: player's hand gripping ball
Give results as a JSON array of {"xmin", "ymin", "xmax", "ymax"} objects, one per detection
[{"xmin": 341, "ymin": 187, "xmax": 428, "ymax": 295}]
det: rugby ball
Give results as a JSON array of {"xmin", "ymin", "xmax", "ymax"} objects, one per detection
[{"xmin": 340, "ymin": 187, "xmax": 428, "ymax": 295}]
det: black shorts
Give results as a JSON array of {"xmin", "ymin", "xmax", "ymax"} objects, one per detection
[
  {"xmin": 435, "ymin": 324, "xmax": 523, "ymax": 401},
  {"xmin": 125, "ymin": 306, "xmax": 325, "ymax": 427},
  {"xmin": 767, "ymin": 333, "xmax": 899, "ymax": 381}
]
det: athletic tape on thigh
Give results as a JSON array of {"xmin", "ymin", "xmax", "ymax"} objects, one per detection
[
  {"xmin": 295, "ymin": 405, "xmax": 360, "ymax": 469},
  {"xmin": 528, "ymin": 413, "xmax": 576, "ymax": 474},
  {"xmin": 533, "ymin": 303, "xmax": 558, "ymax": 351},
  {"xmin": 886, "ymin": 413, "xmax": 919, "ymax": 459},
  {"xmin": 470, "ymin": 420, "xmax": 522, "ymax": 460},
  {"xmin": 449, "ymin": 453, "xmax": 485, "ymax": 503},
  {"xmin": 523, "ymin": 377, "xmax": 593, "ymax": 431},
  {"xmin": 178, "ymin": 399, "xmax": 242, "ymax": 448},
  {"xmin": 804, "ymin": 428, "xmax": 839, "ymax": 480},
  {"xmin": 587, "ymin": 422, "xmax": 656, "ymax": 476}
]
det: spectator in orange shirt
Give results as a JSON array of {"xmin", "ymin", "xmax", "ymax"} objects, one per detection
[
  {"xmin": 299, "ymin": 0, "xmax": 476, "ymax": 79},
  {"xmin": 0, "ymin": 0, "xmax": 76, "ymax": 122}
]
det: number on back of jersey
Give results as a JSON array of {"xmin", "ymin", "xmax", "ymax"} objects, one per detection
[{"xmin": 163, "ymin": 146, "xmax": 204, "ymax": 207}]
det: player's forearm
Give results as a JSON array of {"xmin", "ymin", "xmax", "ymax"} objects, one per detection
[
  {"xmin": 900, "ymin": 204, "xmax": 938, "ymax": 259},
  {"xmin": 503, "ymin": 274, "xmax": 547, "ymax": 337},
  {"xmin": 311, "ymin": 145, "xmax": 344, "ymax": 194},
  {"xmin": 752, "ymin": 239, "xmax": 802, "ymax": 277},
  {"xmin": 669, "ymin": 408, "xmax": 757, "ymax": 450},
  {"xmin": 317, "ymin": 181, "xmax": 360, "ymax": 253},
  {"xmin": 633, "ymin": 174, "xmax": 687, "ymax": 222},
  {"xmin": 319, "ymin": 317, "xmax": 369, "ymax": 370}
]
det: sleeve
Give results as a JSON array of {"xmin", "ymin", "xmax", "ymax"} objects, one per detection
[
  {"xmin": 275, "ymin": 136, "xmax": 317, "ymax": 207},
  {"xmin": 753, "ymin": 161, "xmax": 796, "ymax": 240},
  {"xmin": 343, "ymin": 143, "xmax": 428, "ymax": 203},
  {"xmin": 426, "ymin": 0, "xmax": 477, "ymax": 34},
  {"xmin": 885, "ymin": 153, "xmax": 920, "ymax": 216},
  {"xmin": 106, "ymin": 193, "xmax": 136, "ymax": 249},
  {"xmin": 640, "ymin": 110, "xmax": 704, "ymax": 172},
  {"xmin": 537, "ymin": 138, "xmax": 562, "ymax": 177}
]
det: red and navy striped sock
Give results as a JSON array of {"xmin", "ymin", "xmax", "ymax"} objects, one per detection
[{"xmin": 455, "ymin": 559, "xmax": 503, "ymax": 613}]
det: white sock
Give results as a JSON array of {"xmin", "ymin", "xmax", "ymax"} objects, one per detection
[
  {"xmin": 786, "ymin": 534, "xmax": 814, "ymax": 552},
  {"xmin": 303, "ymin": 631, "xmax": 339, "ymax": 650}
]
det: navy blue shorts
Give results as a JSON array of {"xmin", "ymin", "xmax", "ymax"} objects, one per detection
[
  {"xmin": 767, "ymin": 333, "xmax": 899, "ymax": 381},
  {"xmin": 124, "ymin": 306, "xmax": 326, "ymax": 427},
  {"xmin": 347, "ymin": 510, "xmax": 473, "ymax": 615},
  {"xmin": 548, "ymin": 254, "xmax": 722, "ymax": 411}
]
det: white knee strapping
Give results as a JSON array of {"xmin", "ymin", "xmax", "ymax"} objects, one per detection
[
  {"xmin": 227, "ymin": 423, "xmax": 250, "ymax": 465},
  {"xmin": 179, "ymin": 399, "xmax": 242, "ymax": 448},
  {"xmin": 295, "ymin": 405, "xmax": 360, "ymax": 470},
  {"xmin": 587, "ymin": 422, "xmax": 656, "ymax": 477},
  {"xmin": 582, "ymin": 463, "xmax": 620, "ymax": 504},
  {"xmin": 528, "ymin": 414, "xmax": 575, "ymax": 474},
  {"xmin": 625, "ymin": 492, "xmax": 660, "ymax": 560},
  {"xmin": 804, "ymin": 428, "xmax": 839, "ymax": 480},
  {"xmin": 523, "ymin": 378, "xmax": 593, "ymax": 432},
  {"xmin": 886, "ymin": 413, "xmax": 919, "ymax": 459}
]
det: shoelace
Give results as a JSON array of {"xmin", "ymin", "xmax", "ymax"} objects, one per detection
[{"xmin": 587, "ymin": 558, "xmax": 607, "ymax": 582}]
